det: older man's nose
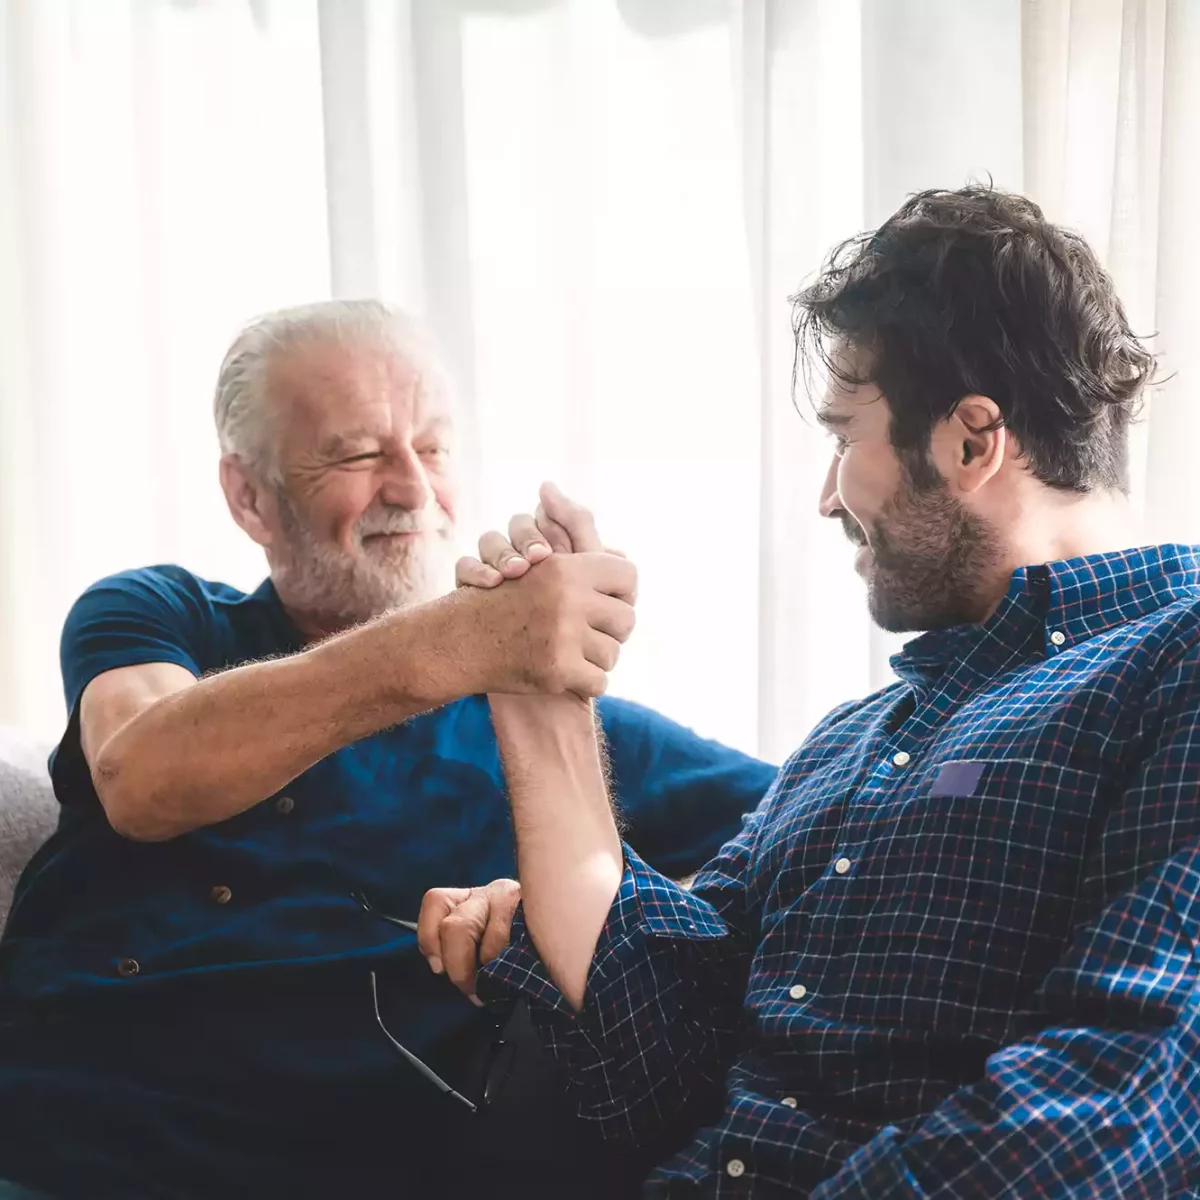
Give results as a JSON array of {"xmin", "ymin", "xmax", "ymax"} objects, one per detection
[
  {"xmin": 817, "ymin": 455, "xmax": 842, "ymax": 519},
  {"xmin": 379, "ymin": 448, "xmax": 431, "ymax": 511}
]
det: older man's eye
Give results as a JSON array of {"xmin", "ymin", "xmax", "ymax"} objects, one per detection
[{"xmin": 341, "ymin": 452, "xmax": 383, "ymax": 465}]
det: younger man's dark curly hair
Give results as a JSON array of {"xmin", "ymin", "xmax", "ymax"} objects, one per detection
[{"xmin": 791, "ymin": 186, "xmax": 1155, "ymax": 493}]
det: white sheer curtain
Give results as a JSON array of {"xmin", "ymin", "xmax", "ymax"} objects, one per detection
[{"xmin": 1, "ymin": 0, "xmax": 1197, "ymax": 762}]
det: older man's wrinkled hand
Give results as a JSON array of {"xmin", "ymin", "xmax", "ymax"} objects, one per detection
[{"xmin": 459, "ymin": 550, "xmax": 637, "ymax": 699}]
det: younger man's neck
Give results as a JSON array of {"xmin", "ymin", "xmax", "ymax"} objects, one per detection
[
  {"xmin": 979, "ymin": 489, "xmax": 1137, "ymax": 621},
  {"xmin": 1009, "ymin": 488, "xmax": 1137, "ymax": 567}
]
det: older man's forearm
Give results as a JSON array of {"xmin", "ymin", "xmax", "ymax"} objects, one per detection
[
  {"xmin": 93, "ymin": 591, "xmax": 485, "ymax": 841},
  {"xmin": 489, "ymin": 694, "xmax": 624, "ymax": 1010}
]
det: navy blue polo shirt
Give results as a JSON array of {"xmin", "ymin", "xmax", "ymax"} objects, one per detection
[
  {"xmin": 2, "ymin": 565, "xmax": 773, "ymax": 1021},
  {"xmin": 0, "ymin": 566, "xmax": 774, "ymax": 1196}
]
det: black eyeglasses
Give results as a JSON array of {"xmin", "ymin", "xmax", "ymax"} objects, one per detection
[{"xmin": 354, "ymin": 891, "xmax": 516, "ymax": 1114}]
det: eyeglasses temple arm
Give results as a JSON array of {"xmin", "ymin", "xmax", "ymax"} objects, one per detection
[{"xmin": 369, "ymin": 970, "xmax": 478, "ymax": 1113}]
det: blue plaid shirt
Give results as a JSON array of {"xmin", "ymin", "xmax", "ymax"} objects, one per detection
[{"xmin": 481, "ymin": 545, "xmax": 1200, "ymax": 1198}]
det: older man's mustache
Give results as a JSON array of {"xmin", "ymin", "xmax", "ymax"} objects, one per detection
[{"xmin": 358, "ymin": 504, "xmax": 453, "ymax": 539}]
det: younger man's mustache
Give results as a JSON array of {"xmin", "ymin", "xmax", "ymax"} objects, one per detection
[{"xmin": 841, "ymin": 515, "xmax": 868, "ymax": 547}]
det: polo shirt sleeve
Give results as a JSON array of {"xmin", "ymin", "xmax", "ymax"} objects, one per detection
[
  {"xmin": 51, "ymin": 567, "xmax": 214, "ymax": 803},
  {"xmin": 596, "ymin": 696, "xmax": 778, "ymax": 878},
  {"xmin": 59, "ymin": 566, "xmax": 210, "ymax": 716}
]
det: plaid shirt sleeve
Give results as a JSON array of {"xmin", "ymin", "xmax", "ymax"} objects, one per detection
[
  {"xmin": 811, "ymin": 652, "xmax": 1200, "ymax": 1199},
  {"xmin": 478, "ymin": 794, "xmax": 770, "ymax": 1148}
]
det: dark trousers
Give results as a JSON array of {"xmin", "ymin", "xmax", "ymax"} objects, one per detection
[{"xmin": 0, "ymin": 967, "xmax": 645, "ymax": 1199}]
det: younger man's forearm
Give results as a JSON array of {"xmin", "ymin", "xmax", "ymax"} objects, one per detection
[{"xmin": 489, "ymin": 694, "xmax": 624, "ymax": 1009}]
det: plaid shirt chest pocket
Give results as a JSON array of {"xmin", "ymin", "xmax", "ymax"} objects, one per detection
[{"xmin": 831, "ymin": 758, "xmax": 1108, "ymax": 1034}]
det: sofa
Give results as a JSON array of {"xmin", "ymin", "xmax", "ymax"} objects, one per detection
[{"xmin": 0, "ymin": 728, "xmax": 58, "ymax": 928}]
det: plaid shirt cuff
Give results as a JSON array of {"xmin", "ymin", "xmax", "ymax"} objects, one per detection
[
  {"xmin": 478, "ymin": 844, "xmax": 729, "ymax": 1016},
  {"xmin": 477, "ymin": 845, "xmax": 734, "ymax": 1141}
]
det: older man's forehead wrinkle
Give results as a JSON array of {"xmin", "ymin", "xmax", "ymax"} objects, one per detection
[
  {"xmin": 273, "ymin": 339, "xmax": 417, "ymax": 395},
  {"xmin": 270, "ymin": 345, "xmax": 456, "ymax": 473},
  {"xmin": 410, "ymin": 366, "xmax": 454, "ymax": 423}
]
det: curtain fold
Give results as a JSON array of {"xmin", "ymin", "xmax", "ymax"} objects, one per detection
[{"xmin": 1, "ymin": 0, "xmax": 1195, "ymax": 760}]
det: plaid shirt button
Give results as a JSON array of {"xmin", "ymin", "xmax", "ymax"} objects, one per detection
[
  {"xmin": 789, "ymin": 984, "xmax": 807, "ymax": 1000},
  {"xmin": 725, "ymin": 1159, "xmax": 746, "ymax": 1178},
  {"xmin": 834, "ymin": 857, "xmax": 852, "ymax": 875},
  {"xmin": 781, "ymin": 1097, "xmax": 798, "ymax": 1108},
  {"xmin": 892, "ymin": 750, "xmax": 911, "ymax": 766}
]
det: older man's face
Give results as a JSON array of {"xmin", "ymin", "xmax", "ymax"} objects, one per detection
[{"xmin": 263, "ymin": 337, "xmax": 458, "ymax": 625}]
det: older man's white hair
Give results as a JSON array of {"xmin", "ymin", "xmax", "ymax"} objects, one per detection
[{"xmin": 213, "ymin": 299, "xmax": 452, "ymax": 483}]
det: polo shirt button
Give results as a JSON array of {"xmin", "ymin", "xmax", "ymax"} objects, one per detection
[
  {"xmin": 789, "ymin": 984, "xmax": 807, "ymax": 1000},
  {"xmin": 275, "ymin": 794, "xmax": 295, "ymax": 815},
  {"xmin": 117, "ymin": 957, "xmax": 140, "ymax": 978},
  {"xmin": 834, "ymin": 857, "xmax": 852, "ymax": 875},
  {"xmin": 781, "ymin": 1096, "xmax": 798, "ymax": 1108},
  {"xmin": 210, "ymin": 885, "xmax": 233, "ymax": 905},
  {"xmin": 725, "ymin": 1158, "xmax": 746, "ymax": 1178}
]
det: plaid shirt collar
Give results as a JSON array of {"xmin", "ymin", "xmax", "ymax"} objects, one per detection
[{"xmin": 892, "ymin": 543, "xmax": 1200, "ymax": 689}]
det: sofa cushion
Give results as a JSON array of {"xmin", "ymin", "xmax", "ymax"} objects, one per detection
[{"xmin": 0, "ymin": 728, "xmax": 58, "ymax": 929}]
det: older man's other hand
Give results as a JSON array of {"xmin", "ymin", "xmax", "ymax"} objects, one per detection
[{"xmin": 417, "ymin": 878, "xmax": 521, "ymax": 1004}]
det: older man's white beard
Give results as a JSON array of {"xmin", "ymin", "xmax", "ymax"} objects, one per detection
[{"xmin": 271, "ymin": 495, "xmax": 455, "ymax": 628}]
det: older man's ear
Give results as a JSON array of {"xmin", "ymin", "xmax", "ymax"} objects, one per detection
[{"xmin": 219, "ymin": 454, "xmax": 279, "ymax": 550}]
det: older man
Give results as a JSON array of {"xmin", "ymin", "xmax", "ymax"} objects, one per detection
[{"xmin": 0, "ymin": 301, "xmax": 774, "ymax": 1199}]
